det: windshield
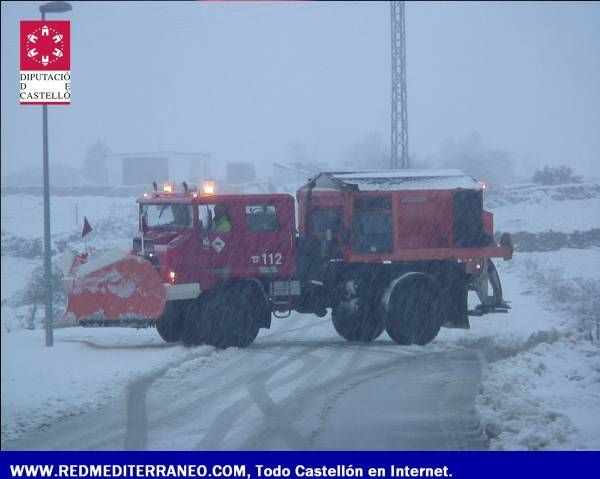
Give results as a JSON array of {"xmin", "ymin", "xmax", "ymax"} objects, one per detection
[{"xmin": 141, "ymin": 204, "xmax": 193, "ymax": 228}]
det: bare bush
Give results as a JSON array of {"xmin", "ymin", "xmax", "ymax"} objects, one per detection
[
  {"xmin": 13, "ymin": 264, "xmax": 67, "ymax": 328},
  {"xmin": 521, "ymin": 258, "xmax": 600, "ymax": 337},
  {"xmin": 532, "ymin": 165, "xmax": 582, "ymax": 186},
  {"xmin": 502, "ymin": 229, "xmax": 600, "ymax": 252},
  {"xmin": 1, "ymin": 234, "xmax": 44, "ymax": 258}
]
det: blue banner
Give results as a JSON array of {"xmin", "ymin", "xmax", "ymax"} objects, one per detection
[{"xmin": 1, "ymin": 451, "xmax": 599, "ymax": 479}]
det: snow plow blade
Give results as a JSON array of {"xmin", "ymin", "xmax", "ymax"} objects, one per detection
[{"xmin": 63, "ymin": 250, "xmax": 166, "ymax": 324}]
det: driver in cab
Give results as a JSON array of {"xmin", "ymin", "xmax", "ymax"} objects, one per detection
[{"xmin": 211, "ymin": 204, "xmax": 232, "ymax": 232}]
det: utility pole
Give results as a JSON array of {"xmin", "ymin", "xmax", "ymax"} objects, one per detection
[{"xmin": 390, "ymin": 0, "xmax": 409, "ymax": 169}]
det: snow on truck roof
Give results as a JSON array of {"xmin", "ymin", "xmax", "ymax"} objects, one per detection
[{"xmin": 301, "ymin": 169, "xmax": 481, "ymax": 192}]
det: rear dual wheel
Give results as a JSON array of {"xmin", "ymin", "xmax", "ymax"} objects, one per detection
[
  {"xmin": 384, "ymin": 277, "xmax": 443, "ymax": 346},
  {"xmin": 332, "ymin": 280, "xmax": 385, "ymax": 342},
  {"xmin": 332, "ymin": 300, "xmax": 385, "ymax": 342}
]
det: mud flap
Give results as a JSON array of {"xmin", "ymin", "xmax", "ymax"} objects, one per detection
[{"xmin": 443, "ymin": 279, "xmax": 470, "ymax": 329}]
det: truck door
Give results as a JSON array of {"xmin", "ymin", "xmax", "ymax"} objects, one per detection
[
  {"xmin": 196, "ymin": 202, "xmax": 241, "ymax": 282},
  {"xmin": 242, "ymin": 199, "xmax": 296, "ymax": 278},
  {"xmin": 194, "ymin": 197, "xmax": 296, "ymax": 284}
]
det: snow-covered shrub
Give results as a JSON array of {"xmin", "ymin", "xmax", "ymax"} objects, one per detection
[
  {"xmin": 532, "ymin": 165, "xmax": 582, "ymax": 186},
  {"xmin": 500, "ymin": 229, "xmax": 600, "ymax": 252},
  {"xmin": 521, "ymin": 257, "xmax": 600, "ymax": 336},
  {"xmin": 570, "ymin": 278, "xmax": 600, "ymax": 339},
  {"xmin": 0, "ymin": 234, "xmax": 44, "ymax": 258},
  {"xmin": 13, "ymin": 263, "xmax": 67, "ymax": 328}
]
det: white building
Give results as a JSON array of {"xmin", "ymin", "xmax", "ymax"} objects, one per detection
[{"xmin": 105, "ymin": 151, "xmax": 211, "ymax": 186}]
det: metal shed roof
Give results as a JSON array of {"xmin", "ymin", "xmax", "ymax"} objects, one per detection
[{"xmin": 302, "ymin": 169, "xmax": 481, "ymax": 192}]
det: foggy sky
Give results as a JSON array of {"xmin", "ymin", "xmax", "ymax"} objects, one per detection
[{"xmin": 1, "ymin": 1, "xmax": 599, "ymax": 181}]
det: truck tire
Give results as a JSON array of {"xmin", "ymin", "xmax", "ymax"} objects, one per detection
[
  {"xmin": 332, "ymin": 297, "xmax": 385, "ymax": 342},
  {"xmin": 206, "ymin": 284, "xmax": 260, "ymax": 349},
  {"xmin": 155, "ymin": 301, "xmax": 185, "ymax": 342},
  {"xmin": 385, "ymin": 276, "xmax": 443, "ymax": 346},
  {"xmin": 181, "ymin": 296, "xmax": 212, "ymax": 346}
]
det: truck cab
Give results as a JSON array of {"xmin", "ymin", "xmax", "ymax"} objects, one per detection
[{"xmin": 135, "ymin": 183, "xmax": 297, "ymax": 297}]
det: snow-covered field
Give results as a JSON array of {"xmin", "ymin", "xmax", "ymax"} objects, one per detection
[
  {"xmin": 487, "ymin": 181, "xmax": 600, "ymax": 234},
  {"xmin": 1, "ymin": 195, "xmax": 138, "ymax": 332},
  {"xmin": 492, "ymin": 198, "xmax": 600, "ymax": 234},
  {"xmin": 445, "ymin": 257, "xmax": 600, "ymax": 450},
  {"xmin": 1, "ymin": 181, "xmax": 599, "ymax": 449},
  {"xmin": 517, "ymin": 248, "xmax": 600, "ymax": 280},
  {"xmin": 1, "ymin": 328, "xmax": 204, "ymax": 443},
  {"xmin": 0, "ymin": 195, "xmax": 136, "ymax": 240}
]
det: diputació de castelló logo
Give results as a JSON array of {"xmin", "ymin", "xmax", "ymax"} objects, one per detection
[{"xmin": 20, "ymin": 20, "xmax": 71, "ymax": 105}]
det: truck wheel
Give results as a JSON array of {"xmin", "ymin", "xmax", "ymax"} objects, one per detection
[
  {"xmin": 155, "ymin": 302, "xmax": 185, "ymax": 342},
  {"xmin": 332, "ymin": 298, "xmax": 385, "ymax": 342},
  {"xmin": 205, "ymin": 285, "xmax": 260, "ymax": 349},
  {"xmin": 181, "ymin": 296, "xmax": 212, "ymax": 346},
  {"xmin": 214, "ymin": 304, "xmax": 259, "ymax": 349},
  {"xmin": 385, "ymin": 277, "xmax": 443, "ymax": 346}
]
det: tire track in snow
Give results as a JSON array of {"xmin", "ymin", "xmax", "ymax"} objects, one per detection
[
  {"xmin": 58, "ymin": 339, "xmax": 215, "ymax": 450},
  {"xmin": 303, "ymin": 350, "xmax": 487, "ymax": 450},
  {"xmin": 188, "ymin": 318, "xmax": 331, "ymax": 449},
  {"xmin": 2, "ymin": 316, "xmax": 345, "ymax": 450},
  {"xmin": 437, "ymin": 351, "xmax": 488, "ymax": 450},
  {"xmin": 58, "ymin": 338, "xmax": 177, "ymax": 351},
  {"xmin": 235, "ymin": 349, "xmax": 483, "ymax": 450},
  {"xmin": 5, "ymin": 317, "xmax": 485, "ymax": 450},
  {"xmin": 195, "ymin": 347, "xmax": 323, "ymax": 449},
  {"xmin": 56, "ymin": 337, "xmax": 216, "ymax": 449},
  {"xmin": 123, "ymin": 345, "xmax": 226, "ymax": 450},
  {"xmin": 251, "ymin": 337, "xmax": 409, "ymax": 358},
  {"xmin": 277, "ymin": 349, "xmax": 418, "ymax": 449},
  {"xmin": 204, "ymin": 321, "xmax": 384, "ymax": 449},
  {"xmin": 236, "ymin": 340, "xmax": 414, "ymax": 449},
  {"xmin": 141, "ymin": 316, "xmax": 327, "ymax": 449},
  {"xmin": 0, "ymin": 345, "xmax": 215, "ymax": 451},
  {"xmin": 66, "ymin": 316, "xmax": 326, "ymax": 450}
]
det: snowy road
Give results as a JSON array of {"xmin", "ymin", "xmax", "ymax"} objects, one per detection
[{"xmin": 2, "ymin": 315, "xmax": 487, "ymax": 451}]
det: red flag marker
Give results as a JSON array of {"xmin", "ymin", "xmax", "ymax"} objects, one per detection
[{"xmin": 82, "ymin": 216, "xmax": 92, "ymax": 238}]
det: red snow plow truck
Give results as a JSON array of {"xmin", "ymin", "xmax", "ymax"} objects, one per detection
[{"xmin": 63, "ymin": 170, "xmax": 513, "ymax": 348}]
